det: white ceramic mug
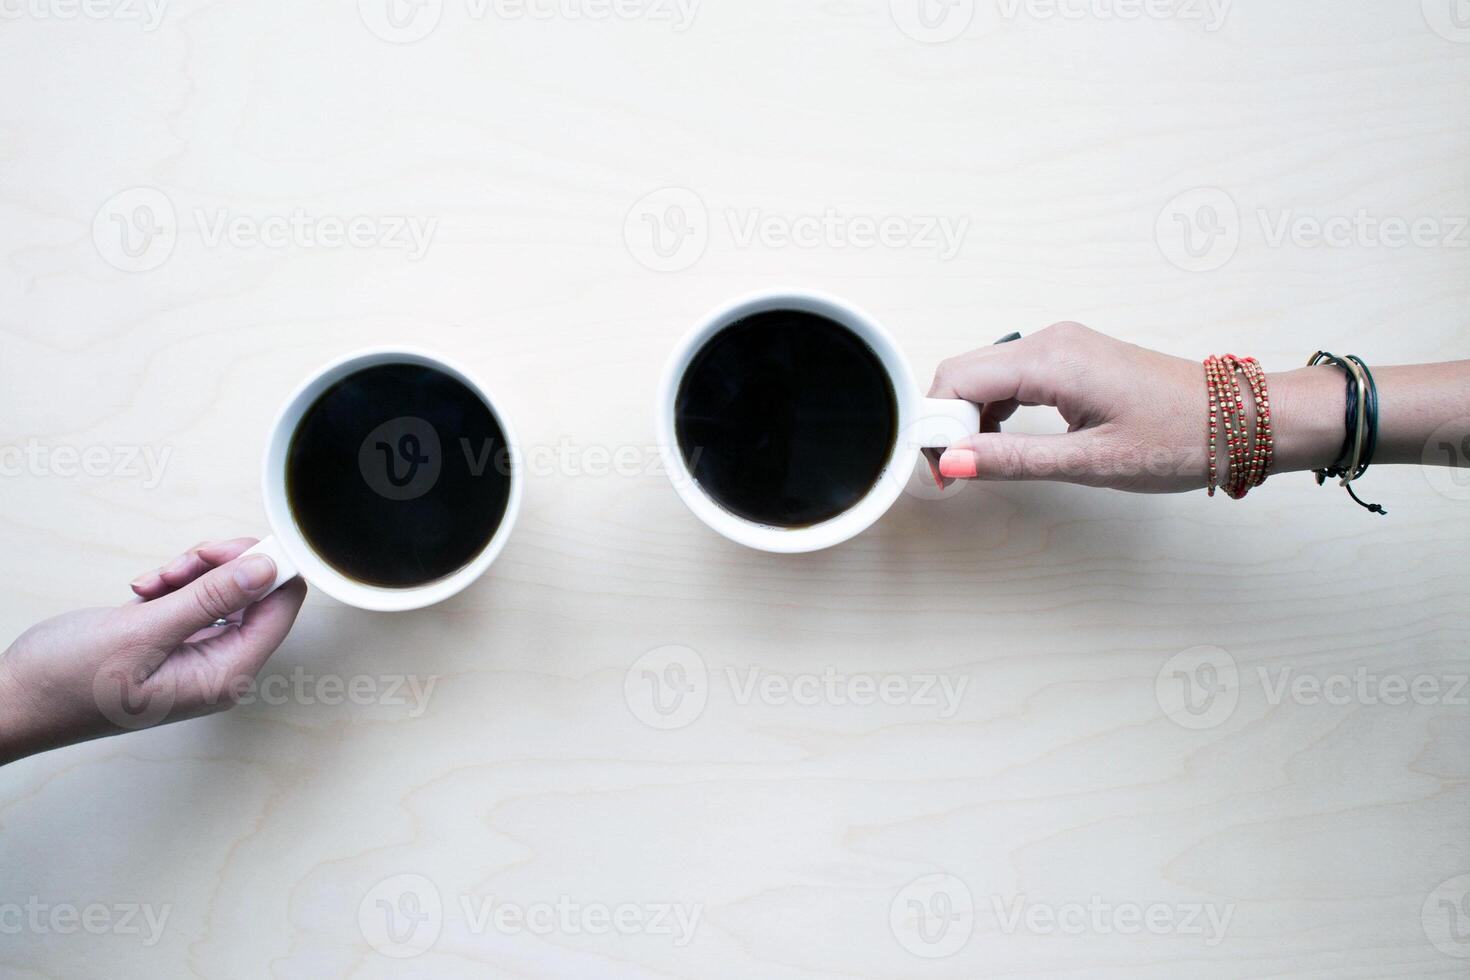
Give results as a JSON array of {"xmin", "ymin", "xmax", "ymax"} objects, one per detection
[
  {"xmin": 656, "ymin": 290, "xmax": 980, "ymax": 554},
  {"xmin": 243, "ymin": 347, "xmax": 522, "ymax": 611}
]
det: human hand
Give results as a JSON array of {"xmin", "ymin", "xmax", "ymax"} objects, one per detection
[
  {"xmin": 0, "ymin": 538, "xmax": 307, "ymax": 765},
  {"xmin": 927, "ymin": 322, "xmax": 1345, "ymax": 493}
]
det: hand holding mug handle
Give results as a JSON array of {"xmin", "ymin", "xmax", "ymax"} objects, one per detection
[
  {"xmin": 922, "ymin": 332, "xmax": 1022, "ymax": 483},
  {"xmin": 240, "ymin": 537, "xmax": 300, "ymax": 598}
]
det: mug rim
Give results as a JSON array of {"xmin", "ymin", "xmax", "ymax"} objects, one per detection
[
  {"xmin": 261, "ymin": 346, "xmax": 522, "ymax": 611},
  {"xmin": 656, "ymin": 289, "xmax": 923, "ymax": 554}
]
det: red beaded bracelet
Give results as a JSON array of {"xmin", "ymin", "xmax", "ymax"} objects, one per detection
[{"xmin": 1203, "ymin": 354, "xmax": 1273, "ymax": 499}]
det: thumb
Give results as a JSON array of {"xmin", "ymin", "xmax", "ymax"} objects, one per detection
[
  {"xmin": 937, "ymin": 430, "xmax": 1108, "ymax": 485},
  {"xmin": 141, "ymin": 553, "xmax": 280, "ymax": 646}
]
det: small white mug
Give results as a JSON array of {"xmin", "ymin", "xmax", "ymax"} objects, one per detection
[
  {"xmin": 244, "ymin": 347, "xmax": 523, "ymax": 611},
  {"xmin": 656, "ymin": 290, "xmax": 980, "ymax": 554}
]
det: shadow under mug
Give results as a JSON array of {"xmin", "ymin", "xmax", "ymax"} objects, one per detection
[
  {"xmin": 656, "ymin": 290, "xmax": 980, "ymax": 554},
  {"xmin": 242, "ymin": 347, "xmax": 523, "ymax": 611}
]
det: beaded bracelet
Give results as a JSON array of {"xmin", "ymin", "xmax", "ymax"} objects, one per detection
[{"xmin": 1203, "ymin": 354, "xmax": 1273, "ymax": 500}]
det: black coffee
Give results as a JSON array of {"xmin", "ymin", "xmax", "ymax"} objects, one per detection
[
  {"xmin": 674, "ymin": 309, "xmax": 899, "ymax": 528},
  {"xmin": 286, "ymin": 362, "xmax": 511, "ymax": 588}
]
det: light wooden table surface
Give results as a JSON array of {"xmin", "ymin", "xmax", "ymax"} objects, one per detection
[{"xmin": 3, "ymin": 1, "xmax": 1470, "ymax": 977}]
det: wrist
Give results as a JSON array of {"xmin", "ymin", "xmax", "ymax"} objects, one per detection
[{"xmin": 1266, "ymin": 365, "xmax": 1346, "ymax": 475}]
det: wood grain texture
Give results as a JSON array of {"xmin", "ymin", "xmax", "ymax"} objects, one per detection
[{"xmin": 2, "ymin": 0, "xmax": 1469, "ymax": 976}]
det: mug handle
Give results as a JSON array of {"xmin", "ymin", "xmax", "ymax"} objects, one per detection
[
  {"xmin": 241, "ymin": 536, "xmax": 301, "ymax": 597},
  {"xmin": 914, "ymin": 398, "xmax": 982, "ymax": 448},
  {"xmin": 917, "ymin": 331, "xmax": 1024, "ymax": 449}
]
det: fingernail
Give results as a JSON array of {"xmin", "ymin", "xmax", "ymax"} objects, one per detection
[
  {"xmin": 162, "ymin": 555, "xmax": 190, "ymax": 575},
  {"xmin": 938, "ymin": 449, "xmax": 979, "ymax": 479},
  {"xmin": 233, "ymin": 554, "xmax": 276, "ymax": 592},
  {"xmin": 130, "ymin": 573, "xmax": 159, "ymax": 593}
]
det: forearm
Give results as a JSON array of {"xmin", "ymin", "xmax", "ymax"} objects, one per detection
[
  {"xmin": 0, "ymin": 650, "xmax": 48, "ymax": 766},
  {"xmin": 1263, "ymin": 361, "xmax": 1470, "ymax": 478},
  {"xmin": 1373, "ymin": 362, "xmax": 1470, "ymax": 466}
]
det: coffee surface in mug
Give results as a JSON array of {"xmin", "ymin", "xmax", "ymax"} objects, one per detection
[
  {"xmin": 286, "ymin": 363, "xmax": 511, "ymax": 588},
  {"xmin": 675, "ymin": 309, "xmax": 899, "ymax": 528}
]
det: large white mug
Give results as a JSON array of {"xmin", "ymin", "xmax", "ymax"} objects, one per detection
[
  {"xmin": 243, "ymin": 347, "xmax": 522, "ymax": 611},
  {"xmin": 656, "ymin": 290, "xmax": 981, "ymax": 554}
]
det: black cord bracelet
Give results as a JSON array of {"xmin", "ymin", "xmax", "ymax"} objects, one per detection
[
  {"xmin": 1307, "ymin": 351, "xmax": 1386, "ymax": 516},
  {"xmin": 1346, "ymin": 355, "xmax": 1378, "ymax": 475}
]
